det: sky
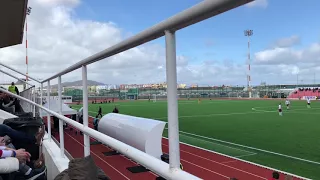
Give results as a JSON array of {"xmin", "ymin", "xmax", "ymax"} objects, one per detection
[{"xmin": 0, "ymin": 0, "xmax": 320, "ymax": 86}]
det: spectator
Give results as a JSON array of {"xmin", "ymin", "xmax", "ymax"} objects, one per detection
[
  {"xmin": 0, "ymin": 146, "xmax": 46, "ymax": 179},
  {"xmin": 0, "ymin": 125, "xmax": 46, "ymax": 179},
  {"xmin": 0, "ymin": 157, "xmax": 19, "ymax": 174},
  {"xmin": 97, "ymin": 106, "xmax": 102, "ymax": 118},
  {"xmin": 8, "ymin": 82, "xmax": 19, "ymax": 95},
  {"xmin": 0, "ymin": 124, "xmax": 45, "ymax": 147}
]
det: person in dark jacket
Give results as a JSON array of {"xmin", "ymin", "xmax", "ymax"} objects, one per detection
[
  {"xmin": 97, "ymin": 106, "xmax": 102, "ymax": 118},
  {"xmin": 112, "ymin": 106, "xmax": 119, "ymax": 113}
]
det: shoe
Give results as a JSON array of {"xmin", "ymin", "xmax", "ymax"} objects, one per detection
[
  {"xmin": 25, "ymin": 166, "xmax": 46, "ymax": 180},
  {"xmin": 34, "ymin": 153, "xmax": 45, "ymax": 169}
]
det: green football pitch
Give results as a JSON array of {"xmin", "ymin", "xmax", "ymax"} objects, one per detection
[{"xmin": 71, "ymin": 99, "xmax": 320, "ymax": 179}]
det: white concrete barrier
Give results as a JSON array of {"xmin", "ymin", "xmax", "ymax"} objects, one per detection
[{"xmin": 98, "ymin": 113, "xmax": 166, "ymax": 159}]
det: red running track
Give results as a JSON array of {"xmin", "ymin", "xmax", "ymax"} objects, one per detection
[{"xmin": 46, "ymin": 117, "xmax": 304, "ymax": 180}]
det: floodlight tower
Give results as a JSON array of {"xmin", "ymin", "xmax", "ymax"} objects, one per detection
[
  {"xmin": 244, "ymin": 29, "xmax": 253, "ymax": 98},
  {"xmin": 26, "ymin": 7, "xmax": 32, "ymax": 88}
]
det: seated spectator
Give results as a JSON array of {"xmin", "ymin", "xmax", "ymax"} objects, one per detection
[
  {"xmin": 0, "ymin": 126, "xmax": 46, "ymax": 179},
  {"xmin": 0, "ymin": 146, "xmax": 46, "ymax": 179},
  {"xmin": 0, "ymin": 124, "xmax": 44, "ymax": 148},
  {"xmin": 112, "ymin": 106, "xmax": 119, "ymax": 113},
  {"xmin": 0, "ymin": 157, "xmax": 19, "ymax": 174}
]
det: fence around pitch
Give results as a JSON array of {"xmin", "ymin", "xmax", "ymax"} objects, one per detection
[{"xmin": 0, "ymin": 88, "xmax": 201, "ymax": 180}]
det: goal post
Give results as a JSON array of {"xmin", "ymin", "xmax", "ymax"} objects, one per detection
[{"xmin": 153, "ymin": 94, "xmax": 157, "ymax": 102}]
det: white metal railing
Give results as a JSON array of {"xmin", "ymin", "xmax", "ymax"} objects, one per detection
[
  {"xmin": 0, "ymin": 88, "xmax": 200, "ymax": 180},
  {"xmin": 2, "ymin": 0, "xmax": 254, "ymax": 179},
  {"xmin": 38, "ymin": 0, "xmax": 253, "ymax": 172}
]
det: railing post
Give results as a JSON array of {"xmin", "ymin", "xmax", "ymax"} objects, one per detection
[
  {"xmin": 58, "ymin": 76, "xmax": 65, "ymax": 158},
  {"xmin": 33, "ymin": 87, "xmax": 36, "ymax": 117},
  {"xmin": 165, "ymin": 30, "xmax": 180, "ymax": 169},
  {"xmin": 40, "ymin": 83, "xmax": 43, "ymax": 106},
  {"xmin": 47, "ymin": 81, "xmax": 51, "ymax": 141},
  {"xmin": 82, "ymin": 65, "xmax": 90, "ymax": 156}
]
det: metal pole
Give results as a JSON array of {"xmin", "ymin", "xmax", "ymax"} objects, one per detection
[
  {"xmin": 165, "ymin": 30, "xmax": 180, "ymax": 169},
  {"xmin": 58, "ymin": 76, "xmax": 65, "ymax": 157},
  {"xmin": 47, "ymin": 81, "xmax": 51, "ymax": 141},
  {"xmin": 33, "ymin": 88, "xmax": 36, "ymax": 117},
  {"xmin": 82, "ymin": 65, "xmax": 90, "ymax": 156},
  {"xmin": 40, "ymin": 83, "xmax": 43, "ymax": 106},
  {"xmin": 244, "ymin": 29, "xmax": 253, "ymax": 98}
]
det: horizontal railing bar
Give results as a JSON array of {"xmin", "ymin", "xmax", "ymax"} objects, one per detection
[
  {"xmin": 41, "ymin": 0, "xmax": 253, "ymax": 83},
  {"xmin": 0, "ymin": 69, "xmax": 35, "ymax": 87},
  {"xmin": 0, "ymin": 88, "xmax": 201, "ymax": 180},
  {"xmin": 0, "ymin": 62, "xmax": 41, "ymax": 83}
]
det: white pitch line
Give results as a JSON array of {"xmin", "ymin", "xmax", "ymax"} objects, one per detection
[
  {"xmin": 167, "ymin": 128, "xmax": 256, "ymax": 156},
  {"xmin": 234, "ymin": 153, "xmax": 257, "ymax": 158},
  {"xmin": 178, "ymin": 130, "xmax": 320, "ymax": 166},
  {"xmin": 155, "ymin": 111, "xmax": 271, "ymax": 120}
]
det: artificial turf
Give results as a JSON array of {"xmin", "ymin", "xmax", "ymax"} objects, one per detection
[{"xmin": 71, "ymin": 99, "xmax": 320, "ymax": 179}]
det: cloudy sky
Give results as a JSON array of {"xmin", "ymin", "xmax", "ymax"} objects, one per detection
[{"xmin": 0, "ymin": 0, "xmax": 319, "ymax": 86}]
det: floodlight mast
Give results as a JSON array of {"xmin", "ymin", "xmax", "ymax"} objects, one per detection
[
  {"xmin": 244, "ymin": 29, "xmax": 253, "ymax": 98},
  {"xmin": 25, "ymin": 7, "xmax": 32, "ymax": 88}
]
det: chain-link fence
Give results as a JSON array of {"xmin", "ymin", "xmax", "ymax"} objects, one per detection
[
  {"xmin": 61, "ymin": 85, "xmax": 314, "ymax": 102},
  {"xmin": 20, "ymin": 86, "xmax": 40, "ymax": 115}
]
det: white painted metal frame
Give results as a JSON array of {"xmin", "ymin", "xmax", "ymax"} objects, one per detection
[
  {"xmin": 47, "ymin": 81, "xmax": 51, "ymax": 141},
  {"xmin": 0, "ymin": 69, "xmax": 34, "ymax": 87},
  {"xmin": 0, "ymin": 88, "xmax": 200, "ymax": 180},
  {"xmin": 58, "ymin": 76, "xmax": 65, "ymax": 157},
  {"xmin": 36, "ymin": 0, "xmax": 253, "ymax": 178},
  {"xmin": 0, "ymin": 62, "xmax": 41, "ymax": 83}
]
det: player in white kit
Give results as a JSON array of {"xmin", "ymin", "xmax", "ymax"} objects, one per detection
[
  {"xmin": 278, "ymin": 103, "xmax": 283, "ymax": 116},
  {"xmin": 285, "ymin": 99, "xmax": 290, "ymax": 110},
  {"xmin": 307, "ymin": 98, "xmax": 311, "ymax": 108}
]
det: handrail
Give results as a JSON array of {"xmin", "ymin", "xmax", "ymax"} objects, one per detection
[
  {"xmin": 41, "ymin": 0, "xmax": 253, "ymax": 83},
  {"xmin": 0, "ymin": 69, "xmax": 34, "ymax": 87},
  {"xmin": 0, "ymin": 62, "xmax": 40, "ymax": 83},
  {"xmin": 0, "ymin": 88, "xmax": 201, "ymax": 180}
]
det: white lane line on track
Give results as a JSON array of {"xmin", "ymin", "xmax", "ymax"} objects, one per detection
[
  {"xmin": 180, "ymin": 159, "xmax": 230, "ymax": 179},
  {"xmin": 162, "ymin": 144, "xmax": 267, "ymax": 179},
  {"xmin": 64, "ymin": 132, "xmax": 130, "ymax": 180}
]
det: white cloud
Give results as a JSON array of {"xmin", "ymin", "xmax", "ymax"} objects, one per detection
[
  {"xmin": 246, "ymin": 0, "xmax": 268, "ymax": 8},
  {"xmin": 272, "ymin": 35, "xmax": 301, "ymax": 48},
  {"xmin": 0, "ymin": 0, "xmax": 319, "ymax": 87}
]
